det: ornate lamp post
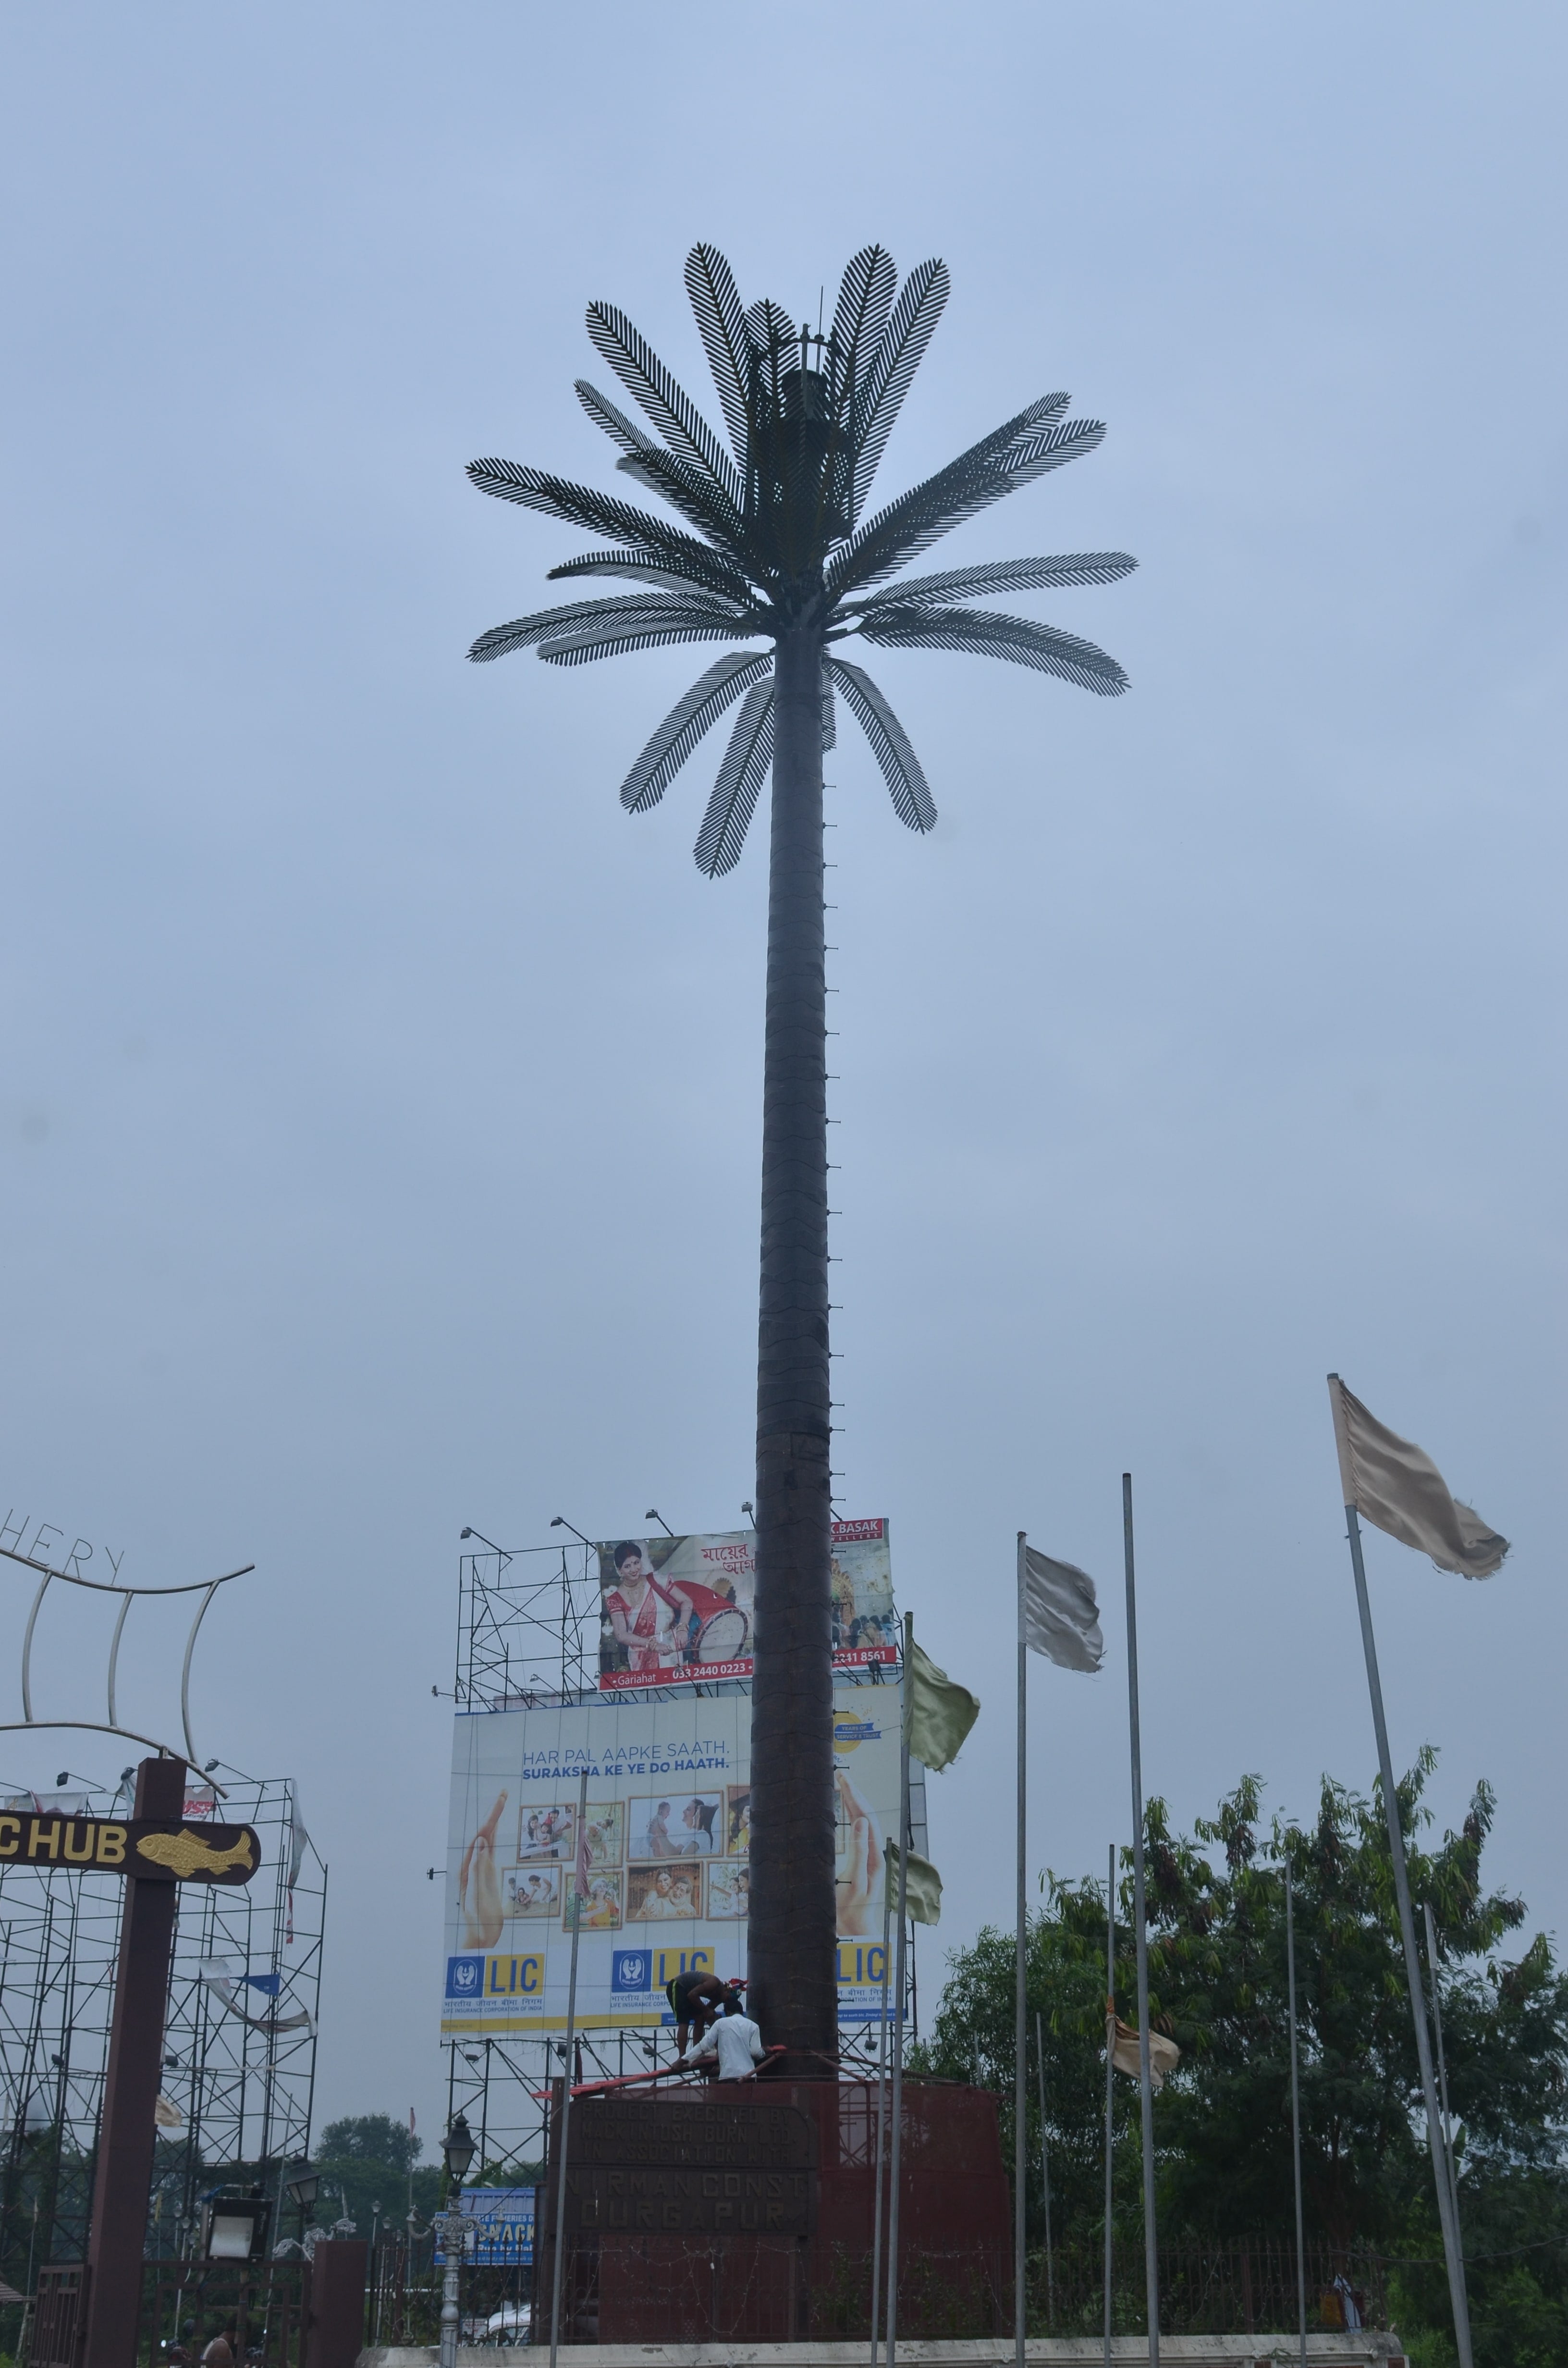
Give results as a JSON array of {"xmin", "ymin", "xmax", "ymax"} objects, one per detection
[
  {"xmin": 438, "ymin": 2113, "xmax": 477, "ymax": 2368},
  {"xmin": 283, "ymin": 2161, "xmax": 318, "ymax": 2247}
]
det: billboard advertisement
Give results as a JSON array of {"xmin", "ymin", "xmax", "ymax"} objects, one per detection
[
  {"xmin": 595, "ymin": 1517, "xmax": 896, "ymax": 1691},
  {"xmin": 432, "ymin": 2187, "xmax": 534, "ymax": 2266},
  {"xmin": 441, "ymin": 1677, "xmax": 902, "ymax": 2035}
]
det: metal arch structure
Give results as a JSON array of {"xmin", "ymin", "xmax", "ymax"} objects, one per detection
[
  {"xmin": 0, "ymin": 1534, "xmax": 326, "ymax": 2284},
  {"xmin": 0, "ymin": 1541, "xmax": 254, "ymax": 1771}
]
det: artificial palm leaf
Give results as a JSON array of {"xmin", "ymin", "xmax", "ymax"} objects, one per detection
[
  {"xmin": 827, "ymin": 398, "xmax": 1071, "ymax": 597},
  {"xmin": 858, "ymin": 604, "xmax": 1128, "ymax": 695},
  {"xmin": 539, "ymin": 617, "xmax": 755, "ymax": 667},
  {"xmin": 695, "ymin": 680, "xmax": 775, "ymax": 876},
  {"xmin": 546, "ymin": 550, "xmax": 731, "ymax": 594},
  {"xmin": 468, "ymin": 592, "xmax": 742, "ymax": 666},
  {"xmin": 854, "ymin": 553, "xmax": 1138, "ymax": 607},
  {"xmin": 585, "ymin": 301, "xmax": 740, "ymax": 500},
  {"xmin": 821, "ymin": 678, "xmax": 836, "ymax": 752},
  {"xmin": 466, "ymin": 459, "xmax": 750, "ymax": 604},
  {"xmin": 610, "ymin": 447, "xmax": 755, "ymax": 568},
  {"xmin": 849, "ymin": 257, "xmax": 950, "ymax": 518},
  {"xmin": 685, "ymin": 243, "xmax": 755, "ymax": 467},
  {"xmin": 827, "ymin": 658, "xmax": 937, "ymax": 833},
  {"xmin": 830, "ymin": 245, "xmax": 898, "ymax": 403},
  {"xmin": 619, "ymin": 652, "xmax": 772, "ymax": 813}
]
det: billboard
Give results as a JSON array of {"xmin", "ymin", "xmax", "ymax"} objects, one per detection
[
  {"xmin": 441, "ymin": 1677, "xmax": 901, "ymax": 2035},
  {"xmin": 595, "ymin": 1517, "xmax": 896, "ymax": 1691},
  {"xmin": 433, "ymin": 2187, "xmax": 534, "ymax": 2266}
]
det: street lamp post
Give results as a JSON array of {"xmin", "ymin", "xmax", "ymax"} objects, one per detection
[
  {"xmin": 283, "ymin": 2162, "xmax": 318, "ymax": 2249},
  {"xmin": 439, "ymin": 2114, "xmax": 477, "ymax": 2368}
]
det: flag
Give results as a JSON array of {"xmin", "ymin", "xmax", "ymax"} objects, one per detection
[
  {"xmin": 884, "ymin": 1840, "xmax": 943, "ymax": 1927},
  {"xmin": 154, "ymin": 2095, "xmax": 184, "ymax": 2130},
  {"xmin": 906, "ymin": 1640, "xmax": 979, "ymax": 1771},
  {"xmin": 1020, "ymin": 1538, "xmax": 1104, "ymax": 1672},
  {"xmin": 1328, "ymin": 1375, "xmax": 1508, "ymax": 1579},
  {"xmin": 1108, "ymin": 2015, "xmax": 1180, "ymax": 2090},
  {"xmin": 198, "ymin": 1957, "xmax": 314, "ymax": 2035}
]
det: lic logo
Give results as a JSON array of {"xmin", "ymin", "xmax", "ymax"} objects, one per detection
[
  {"xmin": 446, "ymin": 1953, "xmax": 484, "ymax": 1998},
  {"xmin": 612, "ymin": 1949, "xmax": 651, "ymax": 1995}
]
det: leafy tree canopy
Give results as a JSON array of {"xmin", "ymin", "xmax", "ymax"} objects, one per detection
[
  {"xmin": 917, "ymin": 1757, "xmax": 1568, "ymax": 2364},
  {"xmin": 317, "ymin": 2114, "xmax": 421, "ymax": 2176}
]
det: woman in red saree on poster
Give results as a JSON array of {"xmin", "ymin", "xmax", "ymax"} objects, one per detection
[{"xmin": 603, "ymin": 1542, "xmax": 692, "ymax": 1675}]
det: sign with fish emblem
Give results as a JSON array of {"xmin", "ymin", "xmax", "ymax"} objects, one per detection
[{"xmin": 0, "ymin": 1813, "xmax": 259, "ymax": 1883}]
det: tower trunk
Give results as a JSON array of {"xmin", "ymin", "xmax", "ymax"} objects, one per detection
[{"xmin": 747, "ymin": 624, "xmax": 837, "ymax": 2066}]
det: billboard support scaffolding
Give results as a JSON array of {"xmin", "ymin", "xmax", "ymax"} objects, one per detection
[{"xmin": 441, "ymin": 1523, "xmax": 923, "ymax": 2171}]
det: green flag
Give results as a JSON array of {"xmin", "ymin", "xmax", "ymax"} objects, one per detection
[
  {"xmin": 885, "ymin": 1839, "xmax": 943, "ymax": 1926},
  {"xmin": 907, "ymin": 1640, "xmax": 979, "ymax": 1771}
]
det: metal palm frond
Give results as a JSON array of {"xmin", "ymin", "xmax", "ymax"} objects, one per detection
[
  {"xmin": 826, "ymin": 659, "xmax": 936, "ymax": 833},
  {"xmin": 467, "ymin": 242, "xmax": 1134, "ymax": 870},
  {"xmin": 853, "ymin": 553, "xmax": 1138, "ymax": 607},
  {"xmin": 585, "ymin": 301, "xmax": 740, "ymax": 501},
  {"xmin": 694, "ymin": 680, "xmax": 775, "ymax": 877},
  {"xmin": 468, "ymin": 592, "xmax": 749, "ymax": 666},
  {"xmin": 858, "ymin": 605, "xmax": 1129, "ymax": 696},
  {"xmin": 618, "ymin": 654, "xmax": 772, "ymax": 813}
]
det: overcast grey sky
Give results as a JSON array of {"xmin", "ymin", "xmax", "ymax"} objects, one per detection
[{"xmin": 1, "ymin": 4, "xmax": 1563, "ymax": 2142}]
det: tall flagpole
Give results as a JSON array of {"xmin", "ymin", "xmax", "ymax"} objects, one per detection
[
  {"xmin": 1122, "ymin": 1474, "xmax": 1160, "ymax": 2368},
  {"xmin": 1342, "ymin": 1501, "xmax": 1473, "ymax": 2368},
  {"xmin": 869, "ymin": 1874, "xmax": 892, "ymax": 2368},
  {"xmin": 548, "ymin": 1764, "xmax": 589, "ymax": 2368},
  {"xmin": 1102, "ymin": 1842, "xmax": 1115, "ymax": 2368},
  {"xmin": 885, "ymin": 1610, "xmax": 913, "ymax": 2368},
  {"xmin": 1424, "ymin": 1900, "xmax": 1463, "ymax": 2246},
  {"xmin": 1286, "ymin": 1863, "xmax": 1307, "ymax": 2368},
  {"xmin": 1014, "ymin": 1535, "xmax": 1028, "ymax": 2368},
  {"xmin": 1035, "ymin": 2011, "xmax": 1054, "ymax": 2329}
]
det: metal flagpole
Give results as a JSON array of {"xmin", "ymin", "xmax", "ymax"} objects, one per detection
[
  {"xmin": 1015, "ymin": 1536, "xmax": 1028, "ymax": 2368},
  {"xmin": 1343, "ymin": 1504, "xmax": 1473, "ymax": 2368},
  {"xmin": 870, "ymin": 1876, "xmax": 892, "ymax": 2368},
  {"xmin": 1102, "ymin": 1842, "xmax": 1115, "ymax": 2368},
  {"xmin": 885, "ymin": 1611, "xmax": 913, "ymax": 2368},
  {"xmin": 1286, "ymin": 1864, "xmax": 1307, "ymax": 2368},
  {"xmin": 548, "ymin": 1765, "xmax": 589, "ymax": 2368},
  {"xmin": 1122, "ymin": 1474, "xmax": 1160, "ymax": 2368},
  {"xmin": 1035, "ymin": 2011, "xmax": 1054, "ymax": 2329},
  {"xmin": 1424, "ymin": 1903, "xmax": 1463, "ymax": 2243}
]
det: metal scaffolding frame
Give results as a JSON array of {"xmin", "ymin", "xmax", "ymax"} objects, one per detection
[
  {"xmin": 442, "ymin": 1542, "xmax": 922, "ymax": 2174},
  {"xmin": 0, "ymin": 1772, "xmax": 325, "ymax": 2278}
]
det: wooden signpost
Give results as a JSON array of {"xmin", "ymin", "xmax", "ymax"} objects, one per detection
[{"xmin": 53, "ymin": 1755, "xmax": 263, "ymax": 2368}]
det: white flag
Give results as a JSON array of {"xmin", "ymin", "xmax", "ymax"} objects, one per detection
[
  {"xmin": 1108, "ymin": 2014, "xmax": 1180, "ymax": 2090},
  {"xmin": 1020, "ymin": 1537, "xmax": 1104, "ymax": 1672},
  {"xmin": 1328, "ymin": 1375, "xmax": 1508, "ymax": 1579}
]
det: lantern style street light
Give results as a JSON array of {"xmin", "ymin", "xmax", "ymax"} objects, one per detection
[
  {"xmin": 438, "ymin": 2113, "xmax": 477, "ymax": 2368},
  {"xmin": 283, "ymin": 2161, "xmax": 318, "ymax": 2245}
]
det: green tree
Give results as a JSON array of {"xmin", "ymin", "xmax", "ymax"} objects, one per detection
[
  {"xmin": 313, "ymin": 2115, "xmax": 441, "ymax": 2237},
  {"xmin": 466, "ymin": 246, "xmax": 1131, "ymax": 2060},
  {"xmin": 919, "ymin": 1759, "xmax": 1568, "ymax": 2365}
]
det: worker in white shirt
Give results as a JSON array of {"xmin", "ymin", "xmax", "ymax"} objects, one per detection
[{"xmin": 686, "ymin": 1994, "xmax": 765, "ymax": 2081}]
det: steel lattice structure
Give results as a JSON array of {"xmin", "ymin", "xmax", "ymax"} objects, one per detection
[
  {"xmin": 0, "ymin": 1770, "xmax": 324, "ymax": 2281},
  {"xmin": 443, "ymin": 1544, "xmax": 926, "ymax": 2178}
]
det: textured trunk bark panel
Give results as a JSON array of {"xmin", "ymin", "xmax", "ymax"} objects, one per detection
[{"xmin": 747, "ymin": 626, "xmax": 837, "ymax": 2065}]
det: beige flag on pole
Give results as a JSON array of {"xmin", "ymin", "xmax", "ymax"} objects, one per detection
[
  {"xmin": 1328, "ymin": 1375, "xmax": 1508, "ymax": 1579},
  {"xmin": 1108, "ymin": 2015, "xmax": 1180, "ymax": 2090},
  {"xmin": 883, "ymin": 1839, "xmax": 942, "ymax": 1927}
]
